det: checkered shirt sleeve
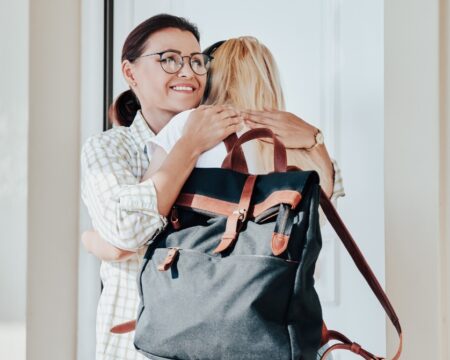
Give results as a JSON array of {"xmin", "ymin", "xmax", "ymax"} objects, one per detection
[{"xmin": 81, "ymin": 133, "xmax": 167, "ymax": 251}]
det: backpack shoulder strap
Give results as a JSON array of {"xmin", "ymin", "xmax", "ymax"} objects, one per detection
[{"xmin": 319, "ymin": 188, "xmax": 403, "ymax": 360}]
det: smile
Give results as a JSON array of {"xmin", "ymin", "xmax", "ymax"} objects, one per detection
[{"xmin": 170, "ymin": 86, "xmax": 195, "ymax": 92}]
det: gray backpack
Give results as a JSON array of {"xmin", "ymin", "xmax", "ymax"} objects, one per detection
[{"xmin": 112, "ymin": 129, "xmax": 402, "ymax": 360}]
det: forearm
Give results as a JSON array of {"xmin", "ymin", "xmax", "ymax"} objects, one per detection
[
  {"xmin": 82, "ymin": 230, "xmax": 136, "ymax": 262},
  {"xmin": 303, "ymin": 144, "xmax": 334, "ymax": 198},
  {"xmin": 143, "ymin": 106, "xmax": 242, "ymax": 217},
  {"xmin": 150, "ymin": 137, "xmax": 201, "ymax": 216}
]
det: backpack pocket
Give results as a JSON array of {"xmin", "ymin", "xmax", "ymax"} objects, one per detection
[{"xmin": 135, "ymin": 248, "xmax": 298, "ymax": 360}]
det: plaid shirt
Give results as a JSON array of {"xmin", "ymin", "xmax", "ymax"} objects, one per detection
[{"xmin": 81, "ymin": 112, "xmax": 166, "ymax": 359}]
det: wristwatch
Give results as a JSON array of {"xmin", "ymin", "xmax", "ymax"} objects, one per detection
[{"xmin": 305, "ymin": 128, "xmax": 324, "ymax": 151}]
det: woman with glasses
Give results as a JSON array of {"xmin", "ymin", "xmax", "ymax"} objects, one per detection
[
  {"xmin": 81, "ymin": 14, "xmax": 338, "ymax": 360},
  {"xmin": 81, "ymin": 14, "xmax": 243, "ymax": 360}
]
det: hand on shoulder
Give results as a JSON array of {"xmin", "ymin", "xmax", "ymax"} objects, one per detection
[{"xmin": 242, "ymin": 109, "xmax": 318, "ymax": 149}]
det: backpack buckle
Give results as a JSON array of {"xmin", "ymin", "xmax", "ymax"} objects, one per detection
[{"xmin": 232, "ymin": 208, "xmax": 247, "ymax": 221}]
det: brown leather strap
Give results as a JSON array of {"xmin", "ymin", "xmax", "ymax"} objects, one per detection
[
  {"xmin": 223, "ymin": 133, "xmax": 238, "ymax": 152},
  {"xmin": 319, "ymin": 188, "xmax": 402, "ymax": 360},
  {"xmin": 320, "ymin": 342, "xmax": 381, "ymax": 360},
  {"xmin": 110, "ymin": 320, "xmax": 136, "ymax": 334},
  {"xmin": 320, "ymin": 329, "xmax": 384, "ymax": 359},
  {"xmin": 223, "ymin": 133, "xmax": 248, "ymax": 172},
  {"xmin": 157, "ymin": 248, "xmax": 179, "ymax": 271},
  {"xmin": 213, "ymin": 175, "xmax": 258, "ymax": 253},
  {"xmin": 222, "ymin": 128, "xmax": 287, "ymax": 173}
]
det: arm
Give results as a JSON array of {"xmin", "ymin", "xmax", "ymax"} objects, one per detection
[
  {"xmin": 149, "ymin": 106, "xmax": 243, "ymax": 216},
  {"xmin": 141, "ymin": 146, "xmax": 168, "ymax": 182},
  {"xmin": 82, "ymin": 106, "xmax": 242, "ymax": 251},
  {"xmin": 81, "ymin": 230, "xmax": 135, "ymax": 262},
  {"xmin": 81, "ymin": 135, "xmax": 168, "ymax": 251},
  {"xmin": 242, "ymin": 109, "xmax": 334, "ymax": 198}
]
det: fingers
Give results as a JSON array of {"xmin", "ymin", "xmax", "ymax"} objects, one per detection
[
  {"xmin": 241, "ymin": 111, "xmax": 277, "ymax": 126},
  {"xmin": 244, "ymin": 119, "xmax": 267, "ymax": 129},
  {"xmin": 203, "ymin": 104, "xmax": 238, "ymax": 114},
  {"xmin": 223, "ymin": 122, "xmax": 243, "ymax": 137},
  {"xmin": 216, "ymin": 111, "xmax": 243, "ymax": 138},
  {"xmin": 218, "ymin": 115, "xmax": 243, "ymax": 137},
  {"xmin": 217, "ymin": 109, "xmax": 241, "ymax": 121},
  {"xmin": 216, "ymin": 104, "xmax": 239, "ymax": 113}
]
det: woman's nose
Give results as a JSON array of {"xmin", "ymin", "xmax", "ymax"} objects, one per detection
[{"xmin": 177, "ymin": 61, "xmax": 195, "ymax": 78}]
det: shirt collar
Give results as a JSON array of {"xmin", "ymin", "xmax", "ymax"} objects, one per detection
[{"xmin": 129, "ymin": 111, "xmax": 156, "ymax": 153}]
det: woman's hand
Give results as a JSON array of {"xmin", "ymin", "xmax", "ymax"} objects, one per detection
[
  {"xmin": 242, "ymin": 108, "xmax": 335, "ymax": 198},
  {"xmin": 242, "ymin": 109, "xmax": 317, "ymax": 149},
  {"xmin": 182, "ymin": 105, "xmax": 243, "ymax": 154}
]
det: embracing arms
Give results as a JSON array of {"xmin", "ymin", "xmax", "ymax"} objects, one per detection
[{"xmin": 81, "ymin": 106, "xmax": 242, "ymax": 260}]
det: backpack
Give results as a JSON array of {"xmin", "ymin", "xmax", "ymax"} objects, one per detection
[{"xmin": 112, "ymin": 128, "xmax": 402, "ymax": 360}]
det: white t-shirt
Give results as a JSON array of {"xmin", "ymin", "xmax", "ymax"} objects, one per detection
[{"xmin": 148, "ymin": 109, "xmax": 265, "ymax": 173}]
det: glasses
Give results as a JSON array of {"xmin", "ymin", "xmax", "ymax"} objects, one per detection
[{"xmin": 138, "ymin": 50, "xmax": 213, "ymax": 75}]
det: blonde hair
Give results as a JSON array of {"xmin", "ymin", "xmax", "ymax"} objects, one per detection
[{"xmin": 203, "ymin": 36, "xmax": 285, "ymax": 110}]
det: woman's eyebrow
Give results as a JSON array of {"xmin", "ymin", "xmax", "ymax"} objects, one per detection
[
  {"xmin": 158, "ymin": 49, "xmax": 202, "ymax": 55},
  {"xmin": 159, "ymin": 49, "xmax": 182, "ymax": 54}
]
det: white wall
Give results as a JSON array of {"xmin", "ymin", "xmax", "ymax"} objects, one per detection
[
  {"xmin": 0, "ymin": 0, "xmax": 28, "ymax": 358},
  {"xmin": 0, "ymin": 0, "xmax": 28, "ymax": 323},
  {"xmin": 327, "ymin": 1, "xmax": 386, "ymax": 357},
  {"xmin": 385, "ymin": 0, "xmax": 449, "ymax": 358},
  {"xmin": 26, "ymin": 0, "xmax": 81, "ymax": 359}
]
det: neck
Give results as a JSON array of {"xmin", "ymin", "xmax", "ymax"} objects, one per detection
[{"xmin": 140, "ymin": 107, "xmax": 176, "ymax": 134}]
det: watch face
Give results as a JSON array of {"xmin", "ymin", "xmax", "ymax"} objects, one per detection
[{"xmin": 316, "ymin": 131, "xmax": 324, "ymax": 145}]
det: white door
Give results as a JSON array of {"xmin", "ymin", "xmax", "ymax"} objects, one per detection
[{"xmin": 110, "ymin": 1, "xmax": 386, "ymax": 359}]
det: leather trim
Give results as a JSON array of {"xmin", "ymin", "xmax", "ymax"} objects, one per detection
[
  {"xmin": 271, "ymin": 232, "xmax": 289, "ymax": 255},
  {"xmin": 110, "ymin": 320, "xmax": 136, "ymax": 334},
  {"xmin": 213, "ymin": 175, "xmax": 257, "ymax": 253},
  {"xmin": 176, "ymin": 193, "xmax": 235, "ymax": 217},
  {"xmin": 176, "ymin": 190, "xmax": 302, "ymax": 218},
  {"xmin": 254, "ymin": 191, "xmax": 301, "ymax": 215},
  {"xmin": 320, "ymin": 322, "xmax": 330, "ymax": 346},
  {"xmin": 157, "ymin": 248, "xmax": 179, "ymax": 271}
]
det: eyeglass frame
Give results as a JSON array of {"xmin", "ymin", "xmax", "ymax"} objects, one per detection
[{"xmin": 137, "ymin": 49, "xmax": 214, "ymax": 75}]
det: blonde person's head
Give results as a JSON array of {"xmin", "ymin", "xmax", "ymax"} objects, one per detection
[{"xmin": 203, "ymin": 36, "xmax": 285, "ymax": 111}]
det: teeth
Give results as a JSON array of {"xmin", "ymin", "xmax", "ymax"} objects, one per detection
[{"xmin": 172, "ymin": 86, "xmax": 193, "ymax": 91}]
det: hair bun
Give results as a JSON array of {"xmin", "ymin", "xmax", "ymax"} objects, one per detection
[{"xmin": 109, "ymin": 90, "xmax": 141, "ymax": 127}]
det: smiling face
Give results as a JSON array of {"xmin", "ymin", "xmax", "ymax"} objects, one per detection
[{"xmin": 122, "ymin": 27, "xmax": 206, "ymax": 128}]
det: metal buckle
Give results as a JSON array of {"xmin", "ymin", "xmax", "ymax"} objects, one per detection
[{"xmin": 232, "ymin": 208, "xmax": 247, "ymax": 220}]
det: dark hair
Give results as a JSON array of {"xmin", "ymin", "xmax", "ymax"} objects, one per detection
[
  {"xmin": 201, "ymin": 40, "xmax": 226, "ymax": 103},
  {"xmin": 110, "ymin": 14, "xmax": 200, "ymax": 127}
]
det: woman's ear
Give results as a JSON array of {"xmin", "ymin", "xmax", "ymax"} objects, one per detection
[{"xmin": 122, "ymin": 60, "xmax": 137, "ymax": 87}]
